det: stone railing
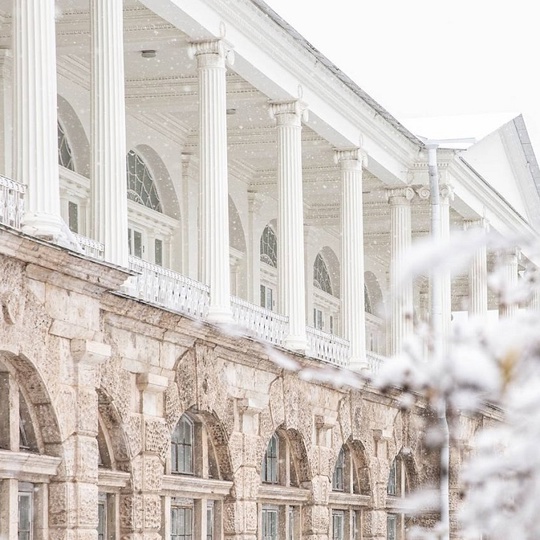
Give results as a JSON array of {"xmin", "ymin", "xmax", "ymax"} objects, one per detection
[
  {"xmin": 231, "ymin": 297, "xmax": 289, "ymax": 346},
  {"xmin": 0, "ymin": 175, "xmax": 26, "ymax": 230},
  {"xmin": 366, "ymin": 312, "xmax": 386, "ymax": 356},
  {"xmin": 73, "ymin": 233, "xmax": 105, "ymax": 260},
  {"xmin": 128, "ymin": 256, "xmax": 209, "ymax": 319},
  {"xmin": 306, "ymin": 326, "xmax": 350, "ymax": 367},
  {"xmin": 367, "ymin": 351, "xmax": 386, "ymax": 374}
]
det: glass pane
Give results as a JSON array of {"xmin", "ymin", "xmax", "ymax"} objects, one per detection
[
  {"xmin": 98, "ymin": 500, "xmax": 106, "ymax": 540},
  {"xmin": 126, "ymin": 150, "xmax": 162, "ymax": 212},
  {"xmin": 206, "ymin": 505, "xmax": 213, "ymax": 540},
  {"xmin": 18, "ymin": 493, "xmax": 32, "ymax": 540},
  {"xmin": 313, "ymin": 253, "xmax": 333, "ymax": 295},
  {"xmin": 68, "ymin": 201, "xmax": 79, "ymax": 233},
  {"xmin": 260, "ymin": 285, "xmax": 266, "ymax": 308},
  {"xmin": 155, "ymin": 239, "xmax": 163, "ymax": 266},
  {"xmin": 387, "ymin": 514, "xmax": 397, "ymax": 540},
  {"xmin": 134, "ymin": 231, "xmax": 143, "ymax": 259}
]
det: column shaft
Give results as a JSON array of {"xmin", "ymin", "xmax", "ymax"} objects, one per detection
[
  {"xmin": 90, "ymin": 0, "xmax": 129, "ymax": 266},
  {"xmin": 270, "ymin": 100, "xmax": 307, "ymax": 350},
  {"xmin": 498, "ymin": 249, "xmax": 519, "ymax": 318},
  {"xmin": 192, "ymin": 40, "xmax": 232, "ymax": 323},
  {"xmin": 336, "ymin": 149, "xmax": 367, "ymax": 369},
  {"xmin": 465, "ymin": 220, "xmax": 488, "ymax": 318},
  {"xmin": 387, "ymin": 188, "xmax": 414, "ymax": 356},
  {"xmin": 13, "ymin": 0, "xmax": 63, "ymax": 237}
]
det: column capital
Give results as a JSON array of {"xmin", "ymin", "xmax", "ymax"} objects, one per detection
[
  {"xmin": 334, "ymin": 147, "xmax": 368, "ymax": 169},
  {"xmin": 269, "ymin": 99, "xmax": 308, "ymax": 127},
  {"xmin": 386, "ymin": 186, "xmax": 415, "ymax": 205},
  {"xmin": 440, "ymin": 183, "xmax": 455, "ymax": 202},
  {"xmin": 189, "ymin": 39, "xmax": 233, "ymax": 68},
  {"xmin": 416, "ymin": 185, "xmax": 431, "ymax": 200}
]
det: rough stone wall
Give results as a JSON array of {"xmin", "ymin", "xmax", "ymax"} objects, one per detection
[{"xmin": 0, "ymin": 231, "xmax": 476, "ymax": 539}]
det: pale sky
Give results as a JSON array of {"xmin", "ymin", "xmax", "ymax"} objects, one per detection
[{"xmin": 264, "ymin": 0, "xmax": 540, "ymax": 152}]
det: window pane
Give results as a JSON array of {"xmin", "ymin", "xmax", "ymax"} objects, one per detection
[
  {"xmin": 171, "ymin": 415, "xmax": 194, "ymax": 474},
  {"xmin": 387, "ymin": 514, "xmax": 397, "ymax": 540},
  {"xmin": 68, "ymin": 201, "xmax": 79, "ymax": 233},
  {"xmin": 155, "ymin": 239, "xmax": 163, "ymax": 266},
  {"xmin": 313, "ymin": 253, "xmax": 333, "ymax": 295},
  {"xmin": 126, "ymin": 150, "xmax": 162, "ymax": 212},
  {"xmin": 332, "ymin": 512, "xmax": 344, "ymax": 540},
  {"xmin": 134, "ymin": 231, "xmax": 143, "ymax": 259},
  {"xmin": 206, "ymin": 504, "xmax": 214, "ymax": 540},
  {"xmin": 18, "ymin": 493, "xmax": 32, "ymax": 540},
  {"xmin": 98, "ymin": 499, "xmax": 107, "ymax": 540},
  {"xmin": 171, "ymin": 507, "xmax": 193, "ymax": 540}
]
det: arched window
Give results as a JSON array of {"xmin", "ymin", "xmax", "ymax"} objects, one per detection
[
  {"xmin": 126, "ymin": 150, "xmax": 162, "ymax": 212},
  {"xmin": 332, "ymin": 447, "xmax": 345, "ymax": 491},
  {"xmin": 313, "ymin": 254, "xmax": 333, "ymax": 295},
  {"xmin": 58, "ymin": 122, "xmax": 75, "ymax": 171},
  {"xmin": 171, "ymin": 415, "xmax": 194, "ymax": 474},
  {"xmin": 261, "ymin": 433, "xmax": 279, "ymax": 484},
  {"xmin": 260, "ymin": 225, "xmax": 277, "ymax": 267},
  {"xmin": 365, "ymin": 285, "xmax": 373, "ymax": 314}
]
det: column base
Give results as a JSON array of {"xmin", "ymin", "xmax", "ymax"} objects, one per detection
[
  {"xmin": 22, "ymin": 212, "xmax": 81, "ymax": 251},
  {"xmin": 207, "ymin": 305, "xmax": 234, "ymax": 325},
  {"xmin": 284, "ymin": 333, "xmax": 307, "ymax": 352},
  {"xmin": 348, "ymin": 357, "xmax": 369, "ymax": 373}
]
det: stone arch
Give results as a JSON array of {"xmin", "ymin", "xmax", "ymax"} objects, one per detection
[
  {"xmin": 388, "ymin": 447, "xmax": 420, "ymax": 494},
  {"xmin": 57, "ymin": 94, "xmax": 90, "ymax": 177},
  {"xmin": 133, "ymin": 143, "xmax": 180, "ymax": 219},
  {"xmin": 347, "ymin": 438, "xmax": 371, "ymax": 495},
  {"xmin": 365, "ymin": 270, "xmax": 384, "ymax": 316},
  {"xmin": 97, "ymin": 387, "xmax": 132, "ymax": 471},
  {"xmin": 283, "ymin": 427, "xmax": 312, "ymax": 485},
  {"xmin": 228, "ymin": 195, "xmax": 246, "ymax": 253},
  {"xmin": 0, "ymin": 350, "xmax": 63, "ymax": 456}
]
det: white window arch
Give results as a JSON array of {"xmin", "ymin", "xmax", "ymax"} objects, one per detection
[
  {"xmin": 313, "ymin": 253, "xmax": 333, "ymax": 295},
  {"xmin": 126, "ymin": 149, "xmax": 162, "ymax": 212},
  {"xmin": 58, "ymin": 121, "xmax": 75, "ymax": 171}
]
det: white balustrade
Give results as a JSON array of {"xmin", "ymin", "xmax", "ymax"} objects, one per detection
[
  {"xmin": 73, "ymin": 233, "xmax": 105, "ymax": 260},
  {"xmin": 231, "ymin": 296, "xmax": 289, "ymax": 346},
  {"xmin": 367, "ymin": 351, "xmax": 386, "ymax": 374},
  {"xmin": 0, "ymin": 175, "xmax": 26, "ymax": 230},
  {"xmin": 128, "ymin": 256, "xmax": 209, "ymax": 319},
  {"xmin": 306, "ymin": 326, "xmax": 350, "ymax": 367}
]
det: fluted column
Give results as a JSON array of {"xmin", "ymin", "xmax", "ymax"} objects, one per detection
[
  {"xmin": 90, "ymin": 0, "xmax": 129, "ymax": 266},
  {"xmin": 498, "ymin": 249, "xmax": 519, "ymax": 318},
  {"xmin": 13, "ymin": 0, "xmax": 63, "ymax": 238},
  {"xmin": 270, "ymin": 100, "xmax": 307, "ymax": 350},
  {"xmin": 336, "ymin": 148, "xmax": 367, "ymax": 369},
  {"xmin": 0, "ymin": 49, "xmax": 12, "ymax": 176},
  {"xmin": 191, "ymin": 40, "xmax": 232, "ymax": 323},
  {"xmin": 464, "ymin": 219, "xmax": 488, "ymax": 318},
  {"xmin": 387, "ymin": 187, "xmax": 415, "ymax": 356}
]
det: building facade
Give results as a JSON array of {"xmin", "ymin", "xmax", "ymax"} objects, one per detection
[{"xmin": 0, "ymin": 1, "xmax": 539, "ymax": 539}]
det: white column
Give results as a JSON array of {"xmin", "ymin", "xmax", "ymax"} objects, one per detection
[
  {"xmin": 13, "ymin": 0, "xmax": 63, "ymax": 238},
  {"xmin": 247, "ymin": 191, "xmax": 263, "ymax": 305},
  {"xmin": 336, "ymin": 148, "xmax": 367, "ymax": 369},
  {"xmin": 270, "ymin": 100, "xmax": 308, "ymax": 350},
  {"xmin": 90, "ymin": 0, "xmax": 129, "ymax": 266},
  {"xmin": 387, "ymin": 187, "xmax": 415, "ymax": 356},
  {"xmin": 440, "ymin": 185, "xmax": 454, "ymax": 341},
  {"xmin": 465, "ymin": 219, "xmax": 488, "ymax": 318},
  {"xmin": 498, "ymin": 249, "xmax": 519, "ymax": 318},
  {"xmin": 181, "ymin": 152, "xmax": 199, "ymax": 279},
  {"xmin": 191, "ymin": 40, "xmax": 232, "ymax": 323},
  {"xmin": 0, "ymin": 49, "xmax": 12, "ymax": 176}
]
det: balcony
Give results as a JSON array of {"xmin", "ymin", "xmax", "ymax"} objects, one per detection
[
  {"xmin": 0, "ymin": 176, "xmax": 387, "ymax": 371},
  {"xmin": 0, "ymin": 175, "xmax": 25, "ymax": 230}
]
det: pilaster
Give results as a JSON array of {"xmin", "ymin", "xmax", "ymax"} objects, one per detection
[
  {"xmin": 386, "ymin": 187, "xmax": 415, "ymax": 356},
  {"xmin": 269, "ymin": 100, "xmax": 308, "ymax": 351},
  {"xmin": 90, "ymin": 0, "xmax": 129, "ymax": 266},
  {"xmin": 335, "ymin": 148, "xmax": 367, "ymax": 370},
  {"xmin": 191, "ymin": 39, "xmax": 233, "ymax": 323},
  {"xmin": 13, "ymin": 0, "xmax": 63, "ymax": 239},
  {"xmin": 49, "ymin": 339, "xmax": 111, "ymax": 540}
]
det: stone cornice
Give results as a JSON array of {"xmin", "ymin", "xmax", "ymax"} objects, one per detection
[
  {"xmin": 258, "ymin": 484, "xmax": 311, "ymax": 503},
  {"xmin": 0, "ymin": 225, "xmax": 132, "ymax": 293},
  {"xmin": 162, "ymin": 474, "xmax": 233, "ymax": 497},
  {"xmin": 0, "ymin": 450, "xmax": 61, "ymax": 482}
]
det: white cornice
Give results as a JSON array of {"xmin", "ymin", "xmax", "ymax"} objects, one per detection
[
  {"xmin": 162, "ymin": 474, "xmax": 233, "ymax": 497},
  {"xmin": 0, "ymin": 450, "xmax": 61, "ymax": 482}
]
